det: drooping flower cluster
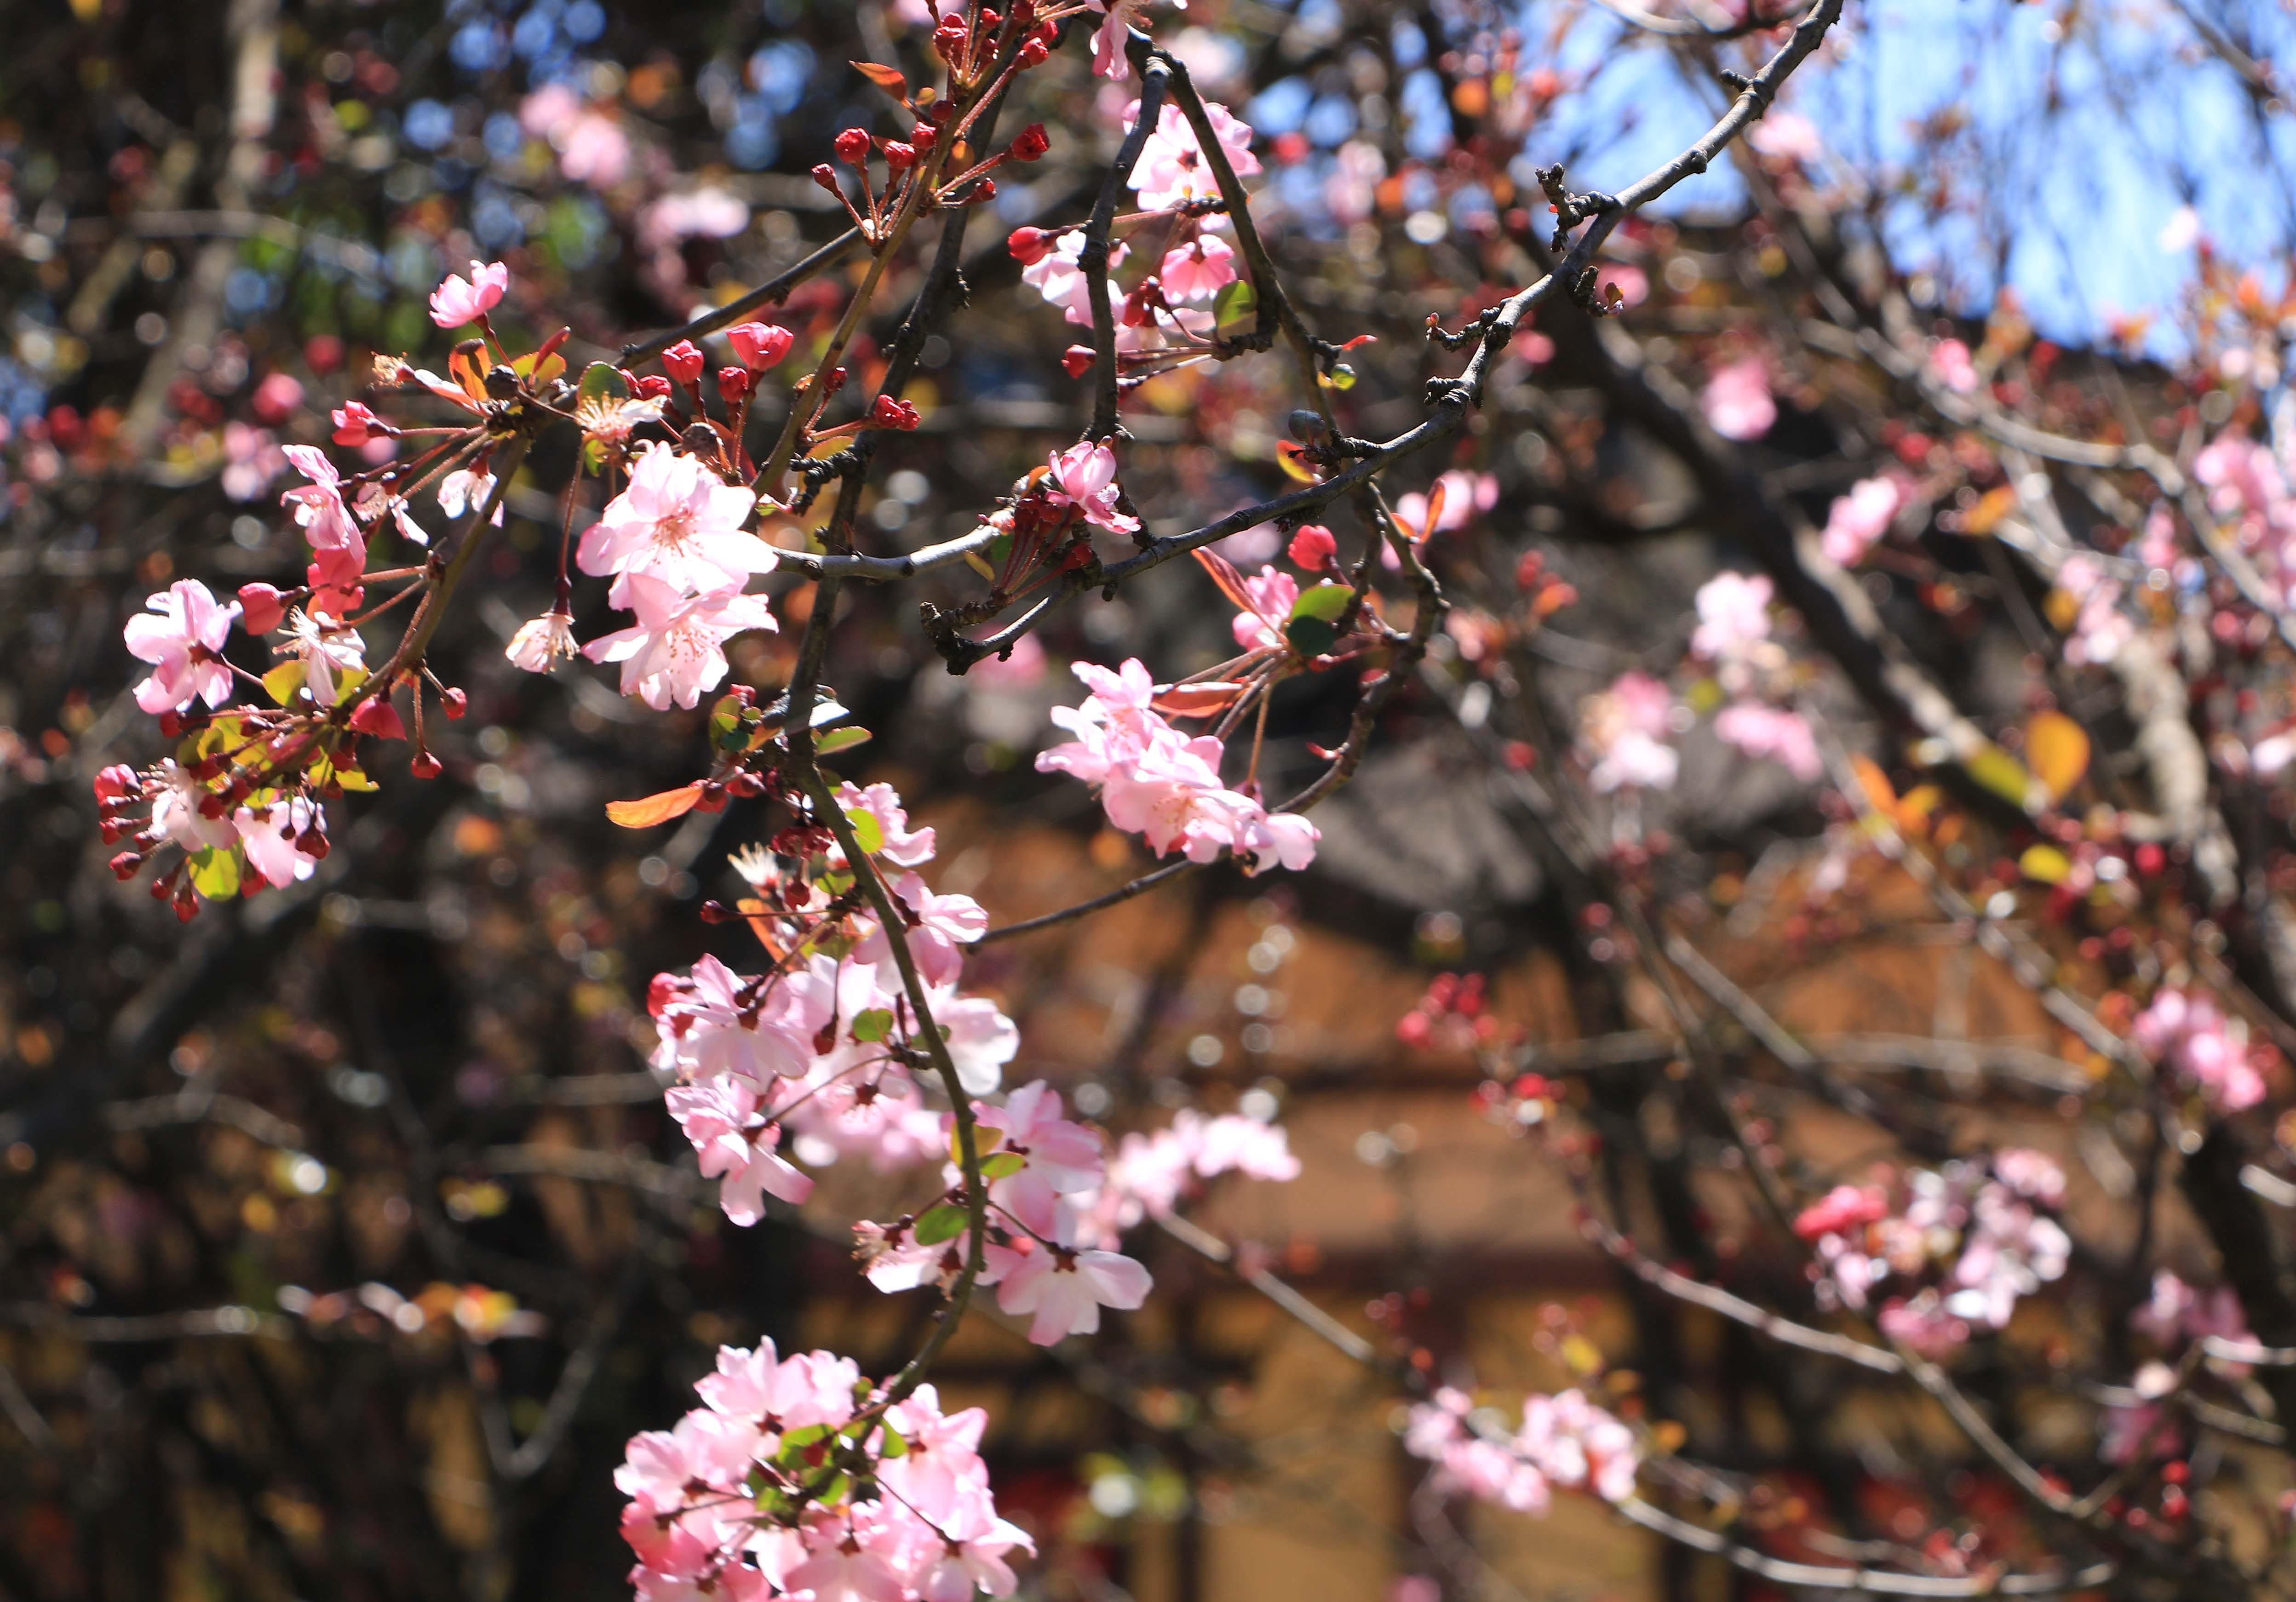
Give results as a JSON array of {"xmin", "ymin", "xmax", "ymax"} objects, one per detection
[
  {"xmin": 1037, "ymin": 658, "xmax": 1320, "ymax": 871},
  {"xmin": 1403, "ymin": 1385, "xmax": 1640, "ymax": 1512},
  {"xmin": 1794, "ymin": 1151, "xmax": 2072, "ymax": 1355},
  {"xmin": 618, "ymin": 1345, "xmax": 1033, "ymax": 1602},
  {"xmin": 2133, "ymin": 987, "xmax": 2268, "ymax": 1111}
]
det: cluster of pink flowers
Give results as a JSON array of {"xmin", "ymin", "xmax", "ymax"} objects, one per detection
[
  {"xmin": 1687, "ymin": 572, "xmax": 1821, "ymax": 781},
  {"xmin": 1037, "ymin": 659, "xmax": 1320, "ymax": 872},
  {"xmin": 1576, "ymin": 671, "xmax": 1678, "ymax": 794},
  {"xmin": 2193, "ymin": 429, "xmax": 2296, "ymax": 612},
  {"xmin": 618, "ymin": 1344, "xmax": 1033, "ymax": 1602},
  {"xmin": 1068, "ymin": 1108, "xmax": 1301, "ymax": 1243},
  {"xmin": 1403, "ymin": 1385, "xmax": 1640, "ymax": 1513},
  {"xmin": 2133, "ymin": 987, "xmax": 2268, "ymax": 1111},
  {"xmin": 1700, "ymin": 355, "xmax": 1776, "ymax": 441},
  {"xmin": 1794, "ymin": 1151, "xmax": 2071, "ymax": 1355},
  {"xmin": 1820, "ymin": 474, "xmax": 1902, "ymax": 568}
]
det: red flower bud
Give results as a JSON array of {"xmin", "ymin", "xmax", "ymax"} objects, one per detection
[
  {"xmin": 834, "ymin": 127, "xmax": 872, "ymax": 165},
  {"xmin": 349, "ymin": 697, "xmax": 407, "ymax": 741},
  {"xmin": 440, "ymin": 687, "xmax": 469, "ymax": 721},
  {"xmin": 632, "ymin": 374, "xmax": 673, "ymax": 401},
  {"xmin": 910, "ymin": 122, "xmax": 938, "ymax": 149},
  {"xmin": 94, "ymin": 763, "xmax": 138, "ymax": 802},
  {"xmin": 1288, "ymin": 524, "xmax": 1338, "ymax": 571},
  {"xmin": 1008, "ymin": 226, "xmax": 1053, "ymax": 265},
  {"xmin": 1062, "ymin": 345, "xmax": 1096, "ymax": 378},
  {"xmin": 663, "ymin": 340, "xmax": 705, "ymax": 386},
  {"xmin": 882, "ymin": 141, "xmax": 917, "ymax": 172},
  {"xmin": 933, "ymin": 15, "xmax": 968, "ymax": 64},
  {"xmin": 962, "ymin": 177, "xmax": 997, "ymax": 203},
  {"xmin": 1010, "ymin": 124, "xmax": 1050, "ymax": 162},
  {"xmin": 408, "ymin": 751, "xmax": 443, "ymax": 780},
  {"xmin": 331, "ymin": 401, "xmax": 389, "ymax": 446},
  {"xmin": 236, "ymin": 583, "xmax": 287, "ymax": 635},
  {"xmin": 1016, "ymin": 35, "xmax": 1048, "ymax": 67},
  {"xmin": 110, "ymin": 851, "xmax": 144, "ymax": 881},
  {"xmin": 812, "ymin": 163, "xmax": 843, "ymax": 194},
  {"xmin": 869, "ymin": 395, "xmax": 921, "ymax": 431},
  {"xmin": 718, "ymin": 366, "xmax": 756, "ymax": 402},
  {"xmin": 159, "ymin": 711, "xmax": 183, "ymax": 738},
  {"xmin": 726, "ymin": 322, "xmax": 794, "ymax": 372}
]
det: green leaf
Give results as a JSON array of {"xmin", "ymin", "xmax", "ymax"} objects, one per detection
[
  {"xmin": 844, "ymin": 807, "xmax": 884, "ymax": 856},
  {"xmin": 1324, "ymin": 361, "xmax": 1357, "ymax": 391},
  {"xmin": 1285, "ymin": 614, "xmax": 1339, "ymax": 658},
  {"xmin": 815, "ymin": 726, "xmax": 873, "ymax": 756},
  {"xmin": 850, "ymin": 1008, "xmax": 895, "ymax": 1044},
  {"xmin": 189, "ymin": 847, "xmax": 241, "ymax": 900},
  {"xmin": 577, "ymin": 360, "xmax": 631, "ymax": 406},
  {"xmin": 979, "ymin": 1151, "xmax": 1025, "ymax": 1180},
  {"xmin": 1213, "ymin": 278, "xmax": 1257, "ymax": 332},
  {"xmin": 262, "ymin": 662, "xmax": 305, "ymax": 706},
  {"xmin": 913, "ymin": 1203, "xmax": 969, "ymax": 1245},
  {"xmin": 1289, "ymin": 583, "xmax": 1352, "ymax": 624},
  {"xmin": 876, "ymin": 1423, "xmax": 907, "ymax": 1459}
]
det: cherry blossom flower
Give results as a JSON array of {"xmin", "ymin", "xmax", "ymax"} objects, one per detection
[
  {"xmin": 429, "ymin": 259, "xmax": 509, "ymax": 328},
  {"xmin": 930, "ymin": 988, "xmax": 1019, "ymax": 1096},
  {"xmin": 1518, "ymin": 1390, "xmax": 1640, "ymax": 1504},
  {"xmin": 234, "ymin": 798, "xmax": 323, "ymax": 888},
  {"xmin": 149, "ymin": 761, "xmax": 238, "ymax": 856},
  {"xmin": 1700, "ymin": 356, "xmax": 1776, "ymax": 441},
  {"xmin": 1715, "ymin": 703, "xmax": 1821, "ymax": 781},
  {"xmin": 505, "ymin": 609, "xmax": 580, "ymax": 672},
  {"xmin": 1929, "ymin": 337, "xmax": 1980, "ymax": 394},
  {"xmin": 2134, "ymin": 987, "xmax": 2267, "ymax": 1110},
  {"xmin": 994, "ymin": 1233, "xmax": 1152, "ymax": 1344},
  {"xmin": 1020, "ymin": 229, "xmax": 1125, "ymax": 325},
  {"xmin": 695, "ymin": 1341, "xmax": 857, "ymax": 1434},
  {"xmin": 582, "ymin": 576, "xmax": 777, "ymax": 710},
  {"xmin": 1092, "ymin": 0, "xmax": 1185, "ymax": 79},
  {"xmin": 220, "ymin": 421, "xmax": 287, "ymax": 501},
  {"xmin": 784, "ymin": 1512, "xmax": 905, "ymax": 1602},
  {"xmin": 579, "ymin": 445, "xmax": 776, "ymax": 600},
  {"xmin": 437, "ymin": 465, "xmax": 502, "ymax": 525},
  {"xmin": 280, "ymin": 444, "xmax": 366, "ymax": 562},
  {"xmin": 1159, "ymin": 235, "xmax": 1236, "ymax": 302},
  {"xmin": 652, "ymin": 953, "xmax": 836, "ymax": 1087},
  {"xmin": 1820, "ymin": 475, "xmax": 1901, "ymax": 567},
  {"xmin": 1127, "ymin": 99, "xmax": 1258, "ymax": 212},
  {"xmin": 278, "ymin": 609, "xmax": 367, "ymax": 707},
  {"xmin": 1747, "ymin": 110, "xmax": 1822, "ymax": 162},
  {"xmin": 879, "ymin": 1385, "xmax": 989, "ymax": 1522},
  {"xmin": 1394, "ymin": 469, "xmax": 1497, "ymax": 538},
  {"xmin": 124, "ymin": 579, "xmax": 236, "ymax": 715},
  {"xmin": 1228, "ymin": 564, "xmax": 1297, "ymax": 652},
  {"xmin": 1045, "ymin": 441, "xmax": 1139, "ymax": 535},
  {"xmin": 913, "ymin": 1497, "xmax": 1033, "ymax": 1602},
  {"xmin": 1578, "ymin": 671, "xmax": 1677, "ymax": 793},
  {"xmin": 668, "ymin": 1078, "xmax": 815, "ymax": 1223},
  {"xmin": 1689, "ymin": 571, "xmax": 1773, "ymax": 675},
  {"xmin": 835, "ymin": 781, "xmax": 937, "ymax": 866},
  {"xmin": 854, "ymin": 874, "xmax": 987, "ymax": 988}
]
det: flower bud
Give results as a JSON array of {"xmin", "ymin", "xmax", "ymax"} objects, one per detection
[
  {"xmin": 910, "ymin": 121, "xmax": 938, "ymax": 150},
  {"xmin": 632, "ymin": 374, "xmax": 673, "ymax": 401},
  {"xmin": 964, "ymin": 177, "xmax": 997, "ymax": 203},
  {"xmin": 869, "ymin": 395, "xmax": 921, "ymax": 430},
  {"xmin": 1010, "ymin": 124, "xmax": 1050, "ymax": 162},
  {"xmin": 811, "ymin": 163, "xmax": 843, "ymax": 195},
  {"xmin": 440, "ymin": 687, "xmax": 469, "ymax": 721},
  {"xmin": 834, "ymin": 127, "xmax": 872, "ymax": 165},
  {"xmin": 93, "ymin": 763, "xmax": 138, "ymax": 803},
  {"xmin": 1007, "ymin": 226, "xmax": 1053, "ymax": 266},
  {"xmin": 662, "ymin": 340, "xmax": 705, "ymax": 386},
  {"xmin": 1017, "ymin": 34, "xmax": 1049, "ymax": 68},
  {"xmin": 726, "ymin": 322, "xmax": 794, "ymax": 372},
  {"xmin": 159, "ymin": 711, "xmax": 183, "ymax": 738},
  {"xmin": 718, "ymin": 366, "xmax": 756, "ymax": 403},
  {"xmin": 1062, "ymin": 345, "xmax": 1096, "ymax": 378},
  {"xmin": 883, "ymin": 141, "xmax": 917, "ymax": 172},
  {"xmin": 236, "ymin": 583, "xmax": 287, "ymax": 635},
  {"xmin": 408, "ymin": 751, "xmax": 443, "ymax": 780},
  {"xmin": 110, "ymin": 851, "xmax": 144, "ymax": 881},
  {"xmin": 1288, "ymin": 524, "xmax": 1338, "ymax": 571},
  {"xmin": 932, "ymin": 15, "xmax": 968, "ymax": 64},
  {"xmin": 349, "ymin": 697, "xmax": 407, "ymax": 740},
  {"xmin": 331, "ymin": 401, "xmax": 389, "ymax": 446}
]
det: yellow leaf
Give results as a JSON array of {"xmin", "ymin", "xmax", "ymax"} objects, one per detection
[
  {"xmin": 605, "ymin": 784, "xmax": 706, "ymax": 829},
  {"xmin": 1960, "ymin": 485, "xmax": 2017, "ymax": 538},
  {"xmin": 1965, "ymin": 744, "xmax": 2034, "ymax": 812},
  {"xmin": 1850, "ymin": 755, "xmax": 1896, "ymax": 816},
  {"xmin": 263, "ymin": 662, "xmax": 305, "ymax": 706},
  {"xmin": 2019, "ymin": 844, "xmax": 2071, "ymax": 884},
  {"xmin": 1895, "ymin": 784, "xmax": 1944, "ymax": 836},
  {"xmin": 2025, "ymin": 710, "xmax": 2090, "ymax": 801}
]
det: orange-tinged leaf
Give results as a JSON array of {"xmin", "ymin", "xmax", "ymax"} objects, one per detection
[
  {"xmin": 2026, "ymin": 710, "xmax": 2090, "ymax": 801},
  {"xmin": 2019, "ymin": 844, "xmax": 2072, "ymax": 885},
  {"xmin": 1850, "ymin": 755, "xmax": 1896, "ymax": 816},
  {"xmin": 1960, "ymin": 485, "xmax": 2017, "ymax": 538},
  {"xmin": 1418, "ymin": 481, "xmax": 1446, "ymax": 542},
  {"xmin": 1192, "ymin": 547, "xmax": 1259, "ymax": 615},
  {"xmin": 852, "ymin": 60, "xmax": 909, "ymax": 97},
  {"xmin": 606, "ymin": 783, "xmax": 706, "ymax": 828},
  {"xmin": 1153, "ymin": 682, "xmax": 1246, "ymax": 719},
  {"xmin": 1273, "ymin": 441, "xmax": 1318, "ymax": 483}
]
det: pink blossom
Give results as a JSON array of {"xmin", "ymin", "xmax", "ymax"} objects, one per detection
[
  {"xmin": 914, "ymin": 1497, "xmax": 1033, "ymax": 1602},
  {"xmin": 1037, "ymin": 658, "xmax": 1163, "ymax": 786},
  {"xmin": 1126, "ymin": 99, "xmax": 1257, "ymax": 212},
  {"xmin": 1020, "ymin": 230, "xmax": 1125, "ymax": 325},
  {"xmin": 1519, "ymin": 1390, "xmax": 1639, "ymax": 1503},
  {"xmin": 437, "ymin": 465, "xmax": 501, "ymax": 525},
  {"xmin": 854, "ymin": 872, "xmax": 988, "ymax": 988},
  {"xmin": 783, "ymin": 1513, "xmax": 905, "ymax": 1602},
  {"xmin": 1929, "ymin": 338, "xmax": 1979, "ymax": 394},
  {"xmin": 280, "ymin": 444, "xmax": 366, "ymax": 562},
  {"xmin": 220, "ymin": 421, "xmax": 287, "ymax": 501},
  {"xmin": 277, "ymin": 609, "xmax": 367, "ymax": 707},
  {"xmin": 1690, "ymin": 571, "xmax": 1773, "ymax": 665},
  {"xmin": 234, "ymin": 799, "xmax": 322, "ymax": 888},
  {"xmin": 1820, "ymin": 475, "xmax": 1901, "ymax": 567},
  {"xmin": 149, "ymin": 761, "xmax": 237, "ymax": 855},
  {"xmin": 2134, "ymin": 988, "xmax": 2267, "ymax": 1111},
  {"xmin": 652, "ymin": 953, "xmax": 836, "ymax": 1087},
  {"xmin": 1792, "ymin": 1184, "xmax": 1888, "ymax": 1242},
  {"xmin": 668, "ymin": 1078, "xmax": 815, "ymax": 1223},
  {"xmin": 930, "ymin": 987, "xmax": 1019, "ymax": 1097},
  {"xmin": 835, "ymin": 781, "xmax": 937, "ymax": 867},
  {"xmin": 1230, "ymin": 565, "xmax": 1298, "ymax": 651},
  {"xmin": 1092, "ymin": 0, "xmax": 1182, "ymax": 79},
  {"xmin": 695, "ymin": 1341, "xmax": 857, "ymax": 1434},
  {"xmin": 1394, "ymin": 469, "xmax": 1498, "ymax": 538},
  {"xmin": 555, "ymin": 109, "xmax": 631, "ymax": 188},
  {"xmin": 429, "ymin": 259, "xmax": 509, "ymax": 328},
  {"xmin": 124, "ymin": 579, "xmax": 236, "ymax": 715},
  {"xmin": 1045, "ymin": 441, "xmax": 1139, "ymax": 535},
  {"xmin": 879, "ymin": 1385, "xmax": 989, "ymax": 1522},
  {"xmin": 1715, "ymin": 703, "xmax": 1821, "ymax": 781},
  {"xmin": 1700, "ymin": 356, "xmax": 1776, "ymax": 441},
  {"xmin": 1747, "ymin": 110, "xmax": 1822, "ymax": 162},
  {"xmin": 582, "ymin": 576, "xmax": 778, "ymax": 710},
  {"xmin": 505, "ymin": 610, "xmax": 579, "ymax": 672},
  {"xmin": 579, "ymin": 444, "xmax": 776, "ymax": 599},
  {"xmin": 1578, "ymin": 672, "xmax": 1677, "ymax": 793},
  {"xmin": 1159, "ymin": 235, "xmax": 1236, "ymax": 302},
  {"xmin": 994, "ymin": 1235, "xmax": 1153, "ymax": 1344}
]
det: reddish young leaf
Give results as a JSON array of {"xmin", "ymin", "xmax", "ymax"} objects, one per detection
[
  {"xmin": 1191, "ymin": 547, "xmax": 1260, "ymax": 615},
  {"xmin": 606, "ymin": 783, "xmax": 706, "ymax": 828},
  {"xmin": 1152, "ymin": 682, "xmax": 1246, "ymax": 719}
]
